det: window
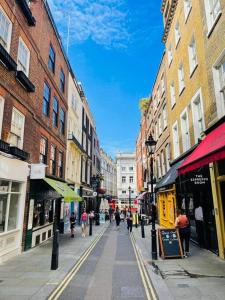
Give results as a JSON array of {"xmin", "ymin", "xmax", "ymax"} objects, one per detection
[
  {"xmin": 157, "ymin": 87, "xmax": 160, "ymax": 106},
  {"xmin": 155, "ymin": 121, "xmax": 158, "ymax": 140},
  {"xmin": 60, "ymin": 69, "xmax": 65, "ymax": 93},
  {"xmin": 0, "ymin": 96, "xmax": 4, "ymax": 137},
  {"xmin": 48, "ymin": 44, "xmax": 55, "ymax": 73},
  {"xmin": 83, "ymin": 132, "xmax": 86, "ymax": 151},
  {"xmin": 129, "ymin": 166, "xmax": 133, "ymax": 171},
  {"xmin": 58, "ymin": 151, "xmax": 63, "ymax": 178},
  {"xmin": 40, "ymin": 137, "xmax": 48, "ymax": 164},
  {"xmin": 165, "ymin": 143, "xmax": 170, "ymax": 172},
  {"xmin": 158, "ymin": 115, "xmax": 162, "ymax": 136},
  {"xmin": 17, "ymin": 38, "xmax": 30, "ymax": 76},
  {"xmin": 168, "ymin": 44, "xmax": 173, "ymax": 66},
  {"xmin": 172, "ymin": 122, "xmax": 180, "ymax": 159},
  {"xmin": 60, "ymin": 108, "xmax": 65, "ymax": 135},
  {"xmin": 184, "ymin": 0, "xmax": 192, "ymax": 20},
  {"xmin": 161, "ymin": 75, "xmax": 165, "ymax": 94},
  {"xmin": 170, "ymin": 82, "xmax": 176, "ymax": 108},
  {"xmin": 188, "ymin": 36, "xmax": 198, "ymax": 75},
  {"xmin": 82, "ymin": 159, "xmax": 86, "ymax": 182},
  {"xmin": 178, "ymin": 64, "xmax": 185, "ymax": 94},
  {"xmin": 161, "ymin": 151, "xmax": 166, "ymax": 176},
  {"xmin": 0, "ymin": 7, "xmax": 12, "ymax": 52},
  {"xmin": 71, "ymin": 94, "xmax": 77, "ymax": 112},
  {"xmin": 175, "ymin": 22, "xmax": 181, "ymax": 46},
  {"xmin": 122, "ymin": 167, "xmax": 126, "ymax": 171},
  {"xmin": 204, "ymin": 0, "xmax": 221, "ymax": 32},
  {"xmin": 122, "ymin": 176, "xmax": 126, "ymax": 183},
  {"xmin": 213, "ymin": 53, "xmax": 225, "ymax": 117},
  {"xmin": 191, "ymin": 90, "xmax": 205, "ymax": 143},
  {"xmin": 9, "ymin": 108, "xmax": 25, "ymax": 149},
  {"xmin": 0, "ymin": 180, "xmax": 22, "ymax": 233},
  {"xmin": 157, "ymin": 155, "xmax": 161, "ymax": 178},
  {"xmin": 42, "ymin": 82, "xmax": 51, "ymax": 116},
  {"xmin": 180, "ymin": 108, "xmax": 190, "ymax": 152},
  {"xmin": 49, "ymin": 145, "xmax": 56, "ymax": 175},
  {"xmin": 122, "ymin": 190, "xmax": 126, "ymax": 194},
  {"xmin": 129, "ymin": 176, "xmax": 134, "ymax": 183},
  {"xmin": 163, "ymin": 105, "xmax": 167, "ymax": 129},
  {"xmin": 88, "ymin": 140, "xmax": 91, "ymax": 156},
  {"xmin": 52, "ymin": 97, "xmax": 58, "ymax": 127}
]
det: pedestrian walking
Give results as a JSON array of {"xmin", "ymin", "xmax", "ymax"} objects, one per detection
[
  {"xmin": 70, "ymin": 212, "xmax": 76, "ymax": 238},
  {"xmin": 126, "ymin": 209, "xmax": 133, "ymax": 233},
  {"xmin": 81, "ymin": 210, "xmax": 88, "ymax": 237},
  {"xmin": 175, "ymin": 209, "xmax": 191, "ymax": 257},
  {"xmin": 115, "ymin": 208, "xmax": 121, "ymax": 229}
]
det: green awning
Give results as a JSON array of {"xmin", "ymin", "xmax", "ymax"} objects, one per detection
[{"xmin": 44, "ymin": 178, "xmax": 81, "ymax": 202}]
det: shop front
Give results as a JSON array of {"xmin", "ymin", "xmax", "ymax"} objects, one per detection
[
  {"xmin": 178, "ymin": 120, "xmax": 225, "ymax": 258},
  {"xmin": 155, "ymin": 160, "xmax": 183, "ymax": 228},
  {"xmin": 25, "ymin": 177, "xmax": 81, "ymax": 250},
  {"xmin": 0, "ymin": 153, "xmax": 28, "ymax": 262}
]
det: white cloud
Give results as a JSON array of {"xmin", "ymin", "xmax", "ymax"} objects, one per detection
[{"xmin": 47, "ymin": 0, "xmax": 130, "ymax": 49}]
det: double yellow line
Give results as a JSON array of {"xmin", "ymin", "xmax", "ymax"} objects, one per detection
[
  {"xmin": 130, "ymin": 232, "xmax": 158, "ymax": 300},
  {"xmin": 48, "ymin": 227, "xmax": 107, "ymax": 300}
]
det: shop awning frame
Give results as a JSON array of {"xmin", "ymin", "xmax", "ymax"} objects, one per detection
[
  {"xmin": 178, "ymin": 122, "xmax": 225, "ymax": 175},
  {"xmin": 44, "ymin": 178, "xmax": 81, "ymax": 202}
]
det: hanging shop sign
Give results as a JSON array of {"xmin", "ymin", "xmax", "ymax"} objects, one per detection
[
  {"xmin": 158, "ymin": 228, "xmax": 183, "ymax": 259},
  {"xmin": 190, "ymin": 174, "xmax": 209, "ymax": 185},
  {"xmin": 30, "ymin": 164, "xmax": 46, "ymax": 179}
]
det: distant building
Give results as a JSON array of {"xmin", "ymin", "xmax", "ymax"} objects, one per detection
[{"xmin": 116, "ymin": 153, "xmax": 137, "ymax": 209}]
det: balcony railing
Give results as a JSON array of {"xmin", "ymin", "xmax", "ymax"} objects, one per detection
[
  {"xmin": 9, "ymin": 146, "xmax": 29, "ymax": 161},
  {"xmin": 0, "ymin": 44, "xmax": 17, "ymax": 71},
  {"xmin": 68, "ymin": 132, "xmax": 85, "ymax": 153},
  {"xmin": 16, "ymin": 71, "xmax": 35, "ymax": 92},
  {"xmin": 0, "ymin": 140, "xmax": 10, "ymax": 153},
  {"xmin": 16, "ymin": 0, "xmax": 36, "ymax": 26}
]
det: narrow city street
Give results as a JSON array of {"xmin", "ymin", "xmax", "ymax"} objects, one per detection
[{"xmin": 57, "ymin": 224, "xmax": 149, "ymax": 300}]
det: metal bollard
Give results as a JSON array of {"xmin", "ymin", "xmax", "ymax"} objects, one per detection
[
  {"xmin": 141, "ymin": 218, "xmax": 145, "ymax": 238},
  {"xmin": 135, "ymin": 214, "xmax": 138, "ymax": 228},
  {"xmin": 51, "ymin": 229, "xmax": 59, "ymax": 270},
  {"xmin": 89, "ymin": 217, "xmax": 93, "ymax": 236}
]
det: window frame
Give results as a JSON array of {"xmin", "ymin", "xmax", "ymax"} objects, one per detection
[
  {"xmin": 183, "ymin": 0, "xmax": 192, "ymax": 21},
  {"xmin": 170, "ymin": 82, "xmax": 176, "ymax": 108},
  {"xmin": 39, "ymin": 136, "xmax": 48, "ymax": 164},
  {"xmin": 10, "ymin": 107, "xmax": 25, "ymax": 149},
  {"xmin": 172, "ymin": 121, "xmax": 180, "ymax": 159},
  {"xmin": 49, "ymin": 144, "xmax": 56, "ymax": 176},
  {"xmin": 48, "ymin": 44, "xmax": 55, "ymax": 73},
  {"xmin": 17, "ymin": 37, "xmax": 30, "ymax": 76},
  {"xmin": 180, "ymin": 107, "xmax": 190, "ymax": 152},
  {"xmin": 191, "ymin": 89, "xmax": 205, "ymax": 143},
  {"xmin": 52, "ymin": 97, "xmax": 59, "ymax": 127},
  {"xmin": 60, "ymin": 108, "xmax": 65, "ymax": 135},
  {"xmin": 42, "ymin": 82, "xmax": 51, "ymax": 116},
  {"xmin": 204, "ymin": 0, "xmax": 221, "ymax": 35},
  {"xmin": 0, "ymin": 96, "xmax": 5, "ymax": 137},
  {"xmin": 58, "ymin": 151, "xmax": 63, "ymax": 178},
  {"xmin": 178, "ymin": 64, "xmax": 185, "ymax": 94},
  {"xmin": 60, "ymin": 69, "xmax": 65, "ymax": 93},
  {"xmin": 188, "ymin": 35, "xmax": 198, "ymax": 76},
  {"xmin": 175, "ymin": 21, "xmax": 181, "ymax": 47},
  {"xmin": 0, "ymin": 6, "xmax": 12, "ymax": 52}
]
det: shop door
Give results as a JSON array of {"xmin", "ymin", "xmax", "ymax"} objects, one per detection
[{"xmin": 219, "ymin": 181, "xmax": 225, "ymax": 239}]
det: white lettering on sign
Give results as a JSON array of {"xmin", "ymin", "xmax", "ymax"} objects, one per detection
[{"xmin": 190, "ymin": 174, "xmax": 209, "ymax": 185}]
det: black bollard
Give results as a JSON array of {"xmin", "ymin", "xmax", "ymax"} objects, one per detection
[
  {"xmin": 89, "ymin": 217, "xmax": 92, "ymax": 236},
  {"xmin": 51, "ymin": 229, "xmax": 59, "ymax": 270},
  {"xmin": 141, "ymin": 218, "xmax": 145, "ymax": 238},
  {"xmin": 135, "ymin": 214, "xmax": 138, "ymax": 228}
]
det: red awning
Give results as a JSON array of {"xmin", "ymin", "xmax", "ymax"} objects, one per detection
[{"xmin": 178, "ymin": 122, "xmax": 225, "ymax": 175}]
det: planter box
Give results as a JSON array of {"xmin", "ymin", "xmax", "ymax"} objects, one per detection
[
  {"xmin": 16, "ymin": 71, "xmax": 35, "ymax": 93},
  {"xmin": 0, "ymin": 44, "xmax": 17, "ymax": 71}
]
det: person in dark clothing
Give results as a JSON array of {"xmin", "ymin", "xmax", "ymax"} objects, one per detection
[
  {"xmin": 115, "ymin": 208, "xmax": 121, "ymax": 229},
  {"xmin": 70, "ymin": 212, "xmax": 76, "ymax": 238},
  {"xmin": 126, "ymin": 209, "xmax": 133, "ymax": 233}
]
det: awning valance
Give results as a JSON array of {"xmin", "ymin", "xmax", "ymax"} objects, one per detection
[
  {"xmin": 178, "ymin": 122, "xmax": 225, "ymax": 175},
  {"xmin": 44, "ymin": 178, "xmax": 81, "ymax": 202},
  {"xmin": 155, "ymin": 159, "xmax": 184, "ymax": 190}
]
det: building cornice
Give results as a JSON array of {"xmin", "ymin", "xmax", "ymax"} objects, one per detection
[{"xmin": 162, "ymin": 0, "xmax": 178, "ymax": 43}]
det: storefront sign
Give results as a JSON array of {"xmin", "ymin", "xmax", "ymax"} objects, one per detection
[
  {"xmin": 30, "ymin": 164, "xmax": 46, "ymax": 179},
  {"xmin": 158, "ymin": 228, "xmax": 183, "ymax": 259},
  {"xmin": 28, "ymin": 199, "xmax": 34, "ymax": 230},
  {"xmin": 190, "ymin": 174, "xmax": 209, "ymax": 185}
]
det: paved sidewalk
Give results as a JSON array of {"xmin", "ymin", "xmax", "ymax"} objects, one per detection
[
  {"xmin": 132, "ymin": 225, "xmax": 225, "ymax": 300},
  {"xmin": 0, "ymin": 223, "xmax": 109, "ymax": 300}
]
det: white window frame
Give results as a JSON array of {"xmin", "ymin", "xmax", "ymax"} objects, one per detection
[
  {"xmin": 204, "ymin": 0, "xmax": 221, "ymax": 34},
  {"xmin": 0, "ymin": 6, "xmax": 12, "ymax": 52},
  {"xmin": 180, "ymin": 107, "xmax": 190, "ymax": 152},
  {"xmin": 188, "ymin": 35, "xmax": 198, "ymax": 75},
  {"xmin": 161, "ymin": 151, "xmax": 166, "ymax": 176},
  {"xmin": 161, "ymin": 75, "xmax": 165, "ymax": 94},
  {"xmin": 157, "ymin": 87, "xmax": 160, "ymax": 106},
  {"xmin": 184, "ymin": 0, "xmax": 192, "ymax": 21},
  {"xmin": 155, "ymin": 121, "xmax": 158, "ymax": 140},
  {"xmin": 178, "ymin": 64, "xmax": 185, "ymax": 94},
  {"xmin": 0, "ymin": 96, "xmax": 5, "ymax": 137},
  {"xmin": 168, "ymin": 44, "xmax": 173, "ymax": 66},
  {"xmin": 17, "ymin": 38, "xmax": 30, "ymax": 76},
  {"xmin": 170, "ymin": 82, "xmax": 176, "ymax": 108},
  {"xmin": 163, "ymin": 104, "xmax": 167, "ymax": 129},
  {"xmin": 172, "ymin": 121, "xmax": 180, "ymax": 159},
  {"xmin": 175, "ymin": 22, "xmax": 181, "ymax": 47},
  {"xmin": 158, "ymin": 114, "xmax": 162, "ymax": 136},
  {"xmin": 10, "ymin": 107, "xmax": 25, "ymax": 149},
  {"xmin": 165, "ymin": 143, "xmax": 170, "ymax": 172},
  {"xmin": 191, "ymin": 89, "xmax": 205, "ymax": 144},
  {"xmin": 122, "ymin": 176, "xmax": 126, "ymax": 183},
  {"xmin": 212, "ymin": 49, "xmax": 225, "ymax": 119}
]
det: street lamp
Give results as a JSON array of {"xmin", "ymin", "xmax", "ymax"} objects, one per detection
[
  {"xmin": 145, "ymin": 133, "xmax": 157, "ymax": 260},
  {"xmin": 128, "ymin": 186, "xmax": 131, "ymax": 209}
]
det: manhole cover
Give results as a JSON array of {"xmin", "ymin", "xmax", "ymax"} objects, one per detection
[
  {"xmin": 121, "ymin": 286, "xmax": 144, "ymax": 298},
  {"xmin": 177, "ymin": 284, "xmax": 190, "ymax": 288}
]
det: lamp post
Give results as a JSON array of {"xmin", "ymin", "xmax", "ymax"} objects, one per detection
[
  {"xmin": 128, "ymin": 186, "xmax": 131, "ymax": 209},
  {"xmin": 145, "ymin": 134, "xmax": 157, "ymax": 260}
]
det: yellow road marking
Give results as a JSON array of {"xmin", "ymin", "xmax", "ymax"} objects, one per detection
[
  {"xmin": 130, "ymin": 232, "xmax": 158, "ymax": 300},
  {"xmin": 48, "ymin": 226, "xmax": 107, "ymax": 300}
]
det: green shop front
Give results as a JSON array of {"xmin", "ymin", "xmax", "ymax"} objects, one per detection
[{"xmin": 25, "ymin": 177, "xmax": 81, "ymax": 250}]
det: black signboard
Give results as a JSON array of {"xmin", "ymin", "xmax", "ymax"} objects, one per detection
[{"xmin": 158, "ymin": 228, "xmax": 183, "ymax": 259}]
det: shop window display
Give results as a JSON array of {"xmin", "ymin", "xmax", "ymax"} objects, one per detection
[
  {"xmin": 33, "ymin": 199, "xmax": 53, "ymax": 228},
  {"xmin": 0, "ymin": 180, "xmax": 22, "ymax": 233}
]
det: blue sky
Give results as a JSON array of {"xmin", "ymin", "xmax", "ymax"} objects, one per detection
[{"xmin": 48, "ymin": 0, "xmax": 165, "ymax": 157}]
